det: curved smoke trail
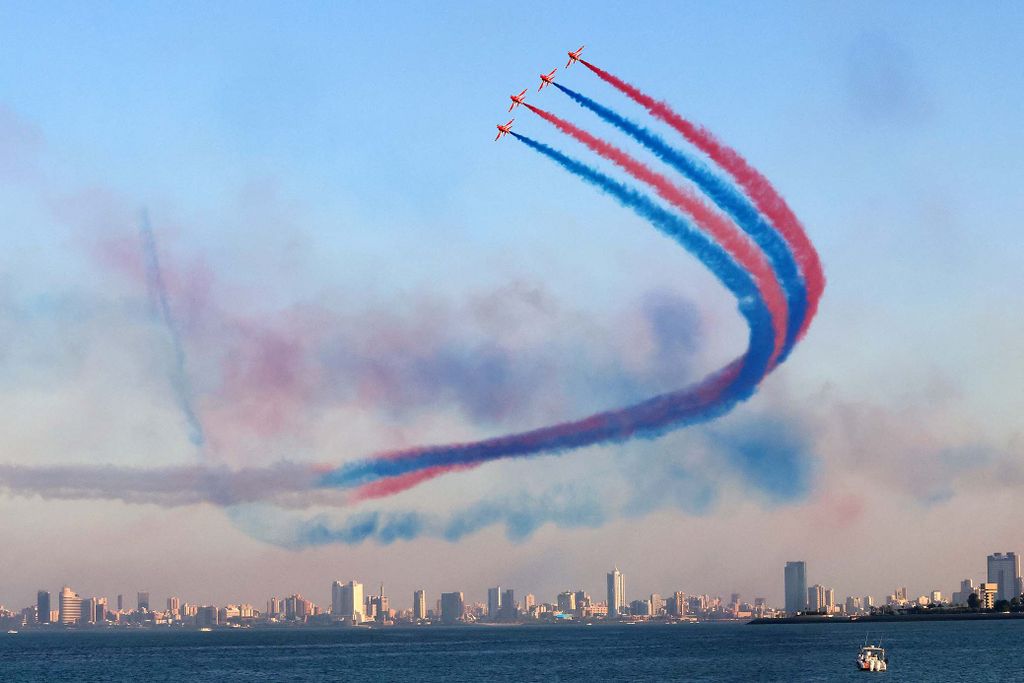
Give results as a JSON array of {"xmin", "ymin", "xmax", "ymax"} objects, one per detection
[
  {"xmin": 551, "ymin": 83, "xmax": 806, "ymax": 361},
  {"xmin": 320, "ymin": 133, "xmax": 776, "ymax": 499},
  {"xmin": 0, "ymin": 59, "xmax": 823, "ymax": 528},
  {"xmin": 579, "ymin": 59, "xmax": 825, "ymax": 341},
  {"xmin": 520, "ymin": 101, "xmax": 788, "ymax": 365}
]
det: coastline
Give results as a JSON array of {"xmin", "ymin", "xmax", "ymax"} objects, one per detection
[{"xmin": 749, "ymin": 612, "xmax": 1024, "ymax": 625}]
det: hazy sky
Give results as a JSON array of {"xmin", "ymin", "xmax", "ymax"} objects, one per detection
[{"xmin": 1, "ymin": 1, "xmax": 1022, "ymax": 611}]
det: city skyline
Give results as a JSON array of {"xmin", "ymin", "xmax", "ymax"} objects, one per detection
[
  {"xmin": 1, "ymin": 2, "xmax": 1022, "ymax": 610},
  {"xmin": 5, "ymin": 547, "xmax": 1020, "ymax": 623}
]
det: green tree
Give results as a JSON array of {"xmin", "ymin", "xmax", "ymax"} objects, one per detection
[
  {"xmin": 994, "ymin": 599, "xmax": 1011, "ymax": 613},
  {"xmin": 967, "ymin": 593, "xmax": 980, "ymax": 610}
]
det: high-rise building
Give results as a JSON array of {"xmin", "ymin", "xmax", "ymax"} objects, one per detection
[
  {"xmin": 524, "ymin": 593, "xmax": 536, "ymax": 614},
  {"xmin": 137, "ymin": 592, "xmax": 150, "ymax": 612},
  {"xmin": 82, "ymin": 598, "xmax": 97, "ymax": 624},
  {"xmin": 440, "ymin": 592, "xmax": 464, "ymax": 625},
  {"xmin": 987, "ymin": 552, "xmax": 1022, "ymax": 603},
  {"xmin": 117, "ymin": 594, "xmax": 123, "ymax": 612},
  {"xmin": 487, "ymin": 587, "xmax": 502, "ymax": 619},
  {"xmin": 807, "ymin": 584, "xmax": 826, "ymax": 612},
  {"xmin": 651, "ymin": 593, "xmax": 665, "ymax": 616},
  {"xmin": 331, "ymin": 581, "xmax": 344, "ymax": 616},
  {"xmin": 413, "ymin": 590, "xmax": 427, "ymax": 621},
  {"xmin": 500, "ymin": 589, "xmax": 516, "ymax": 620},
  {"xmin": 284, "ymin": 594, "xmax": 313, "ymax": 621},
  {"xmin": 557, "ymin": 591, "xmax": 576, "ymax": 613},
  {"xmin": 167, "ymin": 596, "xmax": 181, "ymax": 617},
  {"xmin": 845, "ymin": 596, "xmax": 863, "ymax": 615},
  {"xmin": 952, "ymin": 579, "xmax": 975, "ymax": 605},
  {"xmin": 333, "ymin": 581, "xmax": 364, "ymax": 623},
  {"xmin": 37, "ymin": 591, "xmax": 51, "ymax": 624},
  {"xmin": 784, "ymin": 561, "xmax": 807, "ymax": 614},
  {"xmin": 607, "ymin": 568, "xmax": 625, "ymax": 618},
  {"xmin": 370, "ymin": 584, "xmax": 390, "ymax": 623},
  {"xmin": 629, "ymin": 599, "xmax": 652, "ymax": 616},
  {"xmin": 196, "ymin": 605, "xmax": 218, "ymax": 627},
  {"xmin": 267, "ymin": 597, "xmax": 282, "ymax": 617},
  {"xmin": 669, "ymin": 591, "xmax": 686, "ymax": 617},
  {"xmin": 58, "ymin": 586, "xmax": 83, "ymax": 625},
  {"xmin": 977, "ymin": 582, "xmax": 998, "ymax": 609}
]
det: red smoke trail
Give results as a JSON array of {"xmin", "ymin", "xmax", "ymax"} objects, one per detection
[
  {"xmin": 523, "ymin": 102, "xmax": 788, "ymax": 366},
  {"xmin": 580, "ymin": 60, "xmax": 825, "ymax": 341},
  {"xmin": 349, "ymin": 356, "xmax": 745, "ymax": 502},
  {"xmin": 349, "ymin": 463, "xmax": 476, "ymax": 502}
]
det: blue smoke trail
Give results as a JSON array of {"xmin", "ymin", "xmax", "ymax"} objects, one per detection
[
  {"xmin": 554, "ymin": 83, "xmax": 807, "ymax": 362},
  {"xmin": 138, "ymin": 210, "xmax": 205, "ymax": 447},
  {"xmin": 316, "ymin": 135, "xmax": 774, "ymax": 490},
  {"xmin": 229, "ymin": 488, "xmax": 607, "ymax": 549}
]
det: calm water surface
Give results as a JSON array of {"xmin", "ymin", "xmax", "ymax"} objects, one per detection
[{"xmin": 2, "ymin": 621, "xmax": 1021, "ymax": 681}]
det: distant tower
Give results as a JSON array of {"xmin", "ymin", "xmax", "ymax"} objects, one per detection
[
  {"xmin": 58, "ymin": 586, "xmax": 83, "ymax": 625},
  {"xmin": 987, "ymin": 552, "xmax": 1022, "ymax": 602},
  {"xmin": 487, "ymin": 587, "xmax": 502, "ymax": 619},
  {"xmin": 336, "ymin": 581, "xmax": 363, "ymax": 623},
  {"xmin": 440, "ymin": 592, "xmax": 464, "ymax": 625},
  {"xmin": 784, "ymin": 561, "xmax": 807, "ymax": 614},
  {"xmin": 137, "ymin": 591, "xmax": 150, "ymax": 612},
  {"xmin": 37, "ymin": 591, "xmax": 51, "ymax": 624},
  {"xmin": 413, "ymin": 590, "xmax": 427, "ymax": 621},
  {"xmin": 607, "ymin": 567, "xmax": 625, "ymax": 618},
  {"xmin": 501, "ymin": 589, "xmax": 516, "ymax": 620}
]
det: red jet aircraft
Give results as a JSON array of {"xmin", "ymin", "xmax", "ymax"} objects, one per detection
[
  {"xmin": 538, "ymin": 68, "xmax": 557, "ymax": 91},
  {"xmin": 566, "ymin": 45, "xmax": 585, "ymax": 67},
  {"xmin": 494, "ymin": 119, "xmax": 514, "ymax": 141},
  {"xmin": 508, "ymin": 89, "xmax": 528, "ymax": 112}
]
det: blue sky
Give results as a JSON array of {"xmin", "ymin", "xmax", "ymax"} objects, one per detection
[{"xmin": 0, "ymin": 1, "xmax": 1022, "ymax": 609}]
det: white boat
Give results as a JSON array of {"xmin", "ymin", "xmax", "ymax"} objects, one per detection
[
  {"xmin": 856, "ymin": 644, "xmax": 888, "ymax": 672},
  {"xmin": 6, "ymin": 630, "xmax": 18, "ymax": 634}
]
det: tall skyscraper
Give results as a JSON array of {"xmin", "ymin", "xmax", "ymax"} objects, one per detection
[
  {"xmin": 58, "ymin": 586, "xmax": 83, "ymax": 625},
  {"xmin": 167, "ymin": 596, "xmax": 181, "ymax": 617},
  {"xmin": 784, "ymin": 561, "xmax": 807, "ymax": 614},
  {"xmin": 670, "ymin": 591, "xmax": 686, "ymax": 617},
  {"xmin": 500, "ymin": 589, "xmax": 516, "ymax": 620},
  {"xmin": 117, "ymin": 594, "xmax": 123, "ymax": 611},
  {"xmin": 413, "ymin": 590, "xmax": 427, "ymax": 621},
  {"xmin": 524, "ymin": 593, "xmax": 536, "ymax": 614},
  {"xmin": 487, "ymin": 587, "xmax": 502, "ymax": 619},
  {"xmin": 607, "ymin": 567, "xmax": 625, "ymax": 618},
  {"xmin": 37, "ymin": 591, "xmax": 51, "ymax": 624},
  {"xmin": 81, "ymin": 598, "xmax": 96, "ymax": 625},
  {"xmin": 987, "ymin": 552, "xmax": 1022, "ymax": 602},
  {"xmin": 557, "ymin": 591, "xmax": 576, "ymax": 613},
  {"xmin": 952, "ymin": 579, "xmax": 975, "ymax": 605},
  {"xmin": 137, "ymin": 591, "xmax": 150, "ymax": 612},
  {"xmin": 331, "ymin": 581, "xmax": 344, "ymax": 616},
  {"xmin": 650, "ymin": 593, "xmax": 665, "ymax": 616},
  {"xmin": 807, "ymin": 584, "xmax": 826, "ymax": 612},
  {"xmin": 196, "ymin": 605, "xmax": 218, "ymax": 627},
  {"xmin": 440, "ymin": 592, "xmax": 464, "ymax": 625},
  {"xmin": 334, "ymin": 581, "xmax": 364, "ymax": 623},
  {"xmin": 824, "ymin": 587, "xmax": 836, "ymax": 613}
]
